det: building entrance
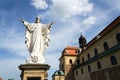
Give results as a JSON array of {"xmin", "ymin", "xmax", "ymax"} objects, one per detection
[{"xmin": 27, "ymin": 77, "xmax": 41, "ymax": 80}]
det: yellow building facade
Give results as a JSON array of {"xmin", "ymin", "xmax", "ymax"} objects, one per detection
[
  {"xmin": 52, "ymin": 16, "xmax": 120, "ymax": 80},
  {"xmin": 74, "ymin": 16, "xmax": 120, "ymax": 80}
]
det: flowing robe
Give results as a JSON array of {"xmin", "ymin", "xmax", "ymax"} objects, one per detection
[{"xmin": 23, "ymin": 21, "xmax": 50, "ymax": 64}]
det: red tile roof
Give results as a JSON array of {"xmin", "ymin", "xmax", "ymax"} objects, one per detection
[{"xmin": 62, "ymin": 46, "xmax": 78, "ymax": 55}]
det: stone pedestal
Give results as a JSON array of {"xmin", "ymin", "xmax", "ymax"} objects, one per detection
[{"xmin": 19, "ymin": 64, "xmax": 50, "ymax": 80}]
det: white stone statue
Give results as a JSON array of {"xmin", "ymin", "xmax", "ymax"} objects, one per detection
[{"xmin": 20, "ymin": 17, "xmax": 53, "ymax": 64}]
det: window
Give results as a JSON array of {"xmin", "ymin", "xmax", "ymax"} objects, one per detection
[
  {"xmin": 104, "ymin": 42, "xmax": 109, "ymax": 50},
  {"xmin": 69, "ymin": 59, "xmax": 72, "ymax": 64},
  {"xmin": 88, "ymin": 65, "xmax": 91, "ymax": 72},
  {"xmin": 76, "ymin": 70, "xmax": 78, "ymax": 75},
  {"xmin": 111, "ymin": 56, "xmax": 118, "ymax": 65},
  {"xmin": 97, "ymin": 61, "xmax": 102, "ymax": 69},
  {"xmin": 77, "ymin": 49, "xmax": 80, "ymax": 53},
  {"xmin": 76, "ymin": 49, "xmax": 80, "ymax": 54},
  {"xmin": 87, "ymin": 53, "xmax": 90, "ymax": 59},
  {"xmin": 116, "ymin": 33, "xmax": 120, "ymax": 43},
  {"xmin": 76, "ymin": 59, "xmax": 80, "ymax": 64},
  {"xmin": 81, "ymin": 68, "xmax": 84, "ymax": 74},
  {"xmin": 82, "ymin": 57, "xmax": 84, "ymax": 62},
  {"xmin": 61, "ymin": 64, "xmax": 64, "ymax": 71},
  {"xmin": 94, "ymin": 48, "xmax": 98, "ymax": 57}
]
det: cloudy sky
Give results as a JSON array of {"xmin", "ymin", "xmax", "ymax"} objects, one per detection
[{"xmin": 0, "ymin": 0, "xmax": 120, "ymax": 80}]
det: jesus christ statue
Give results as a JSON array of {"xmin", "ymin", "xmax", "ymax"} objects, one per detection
[{"xmin": 20, "ymin": 17, "xmax": 53, "ymax": 64}]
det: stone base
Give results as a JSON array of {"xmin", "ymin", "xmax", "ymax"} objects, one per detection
[{"xmin": 18, "ymin": 64, "xmax": 50, "ymax": 80}]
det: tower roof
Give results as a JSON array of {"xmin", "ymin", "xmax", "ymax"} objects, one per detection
[
  {"xmin": 52, "ymin": 70, "xmax": 64, "ymax": 77},
  {"xmin": 79, "ymin": 33, "xmax": 85, "ymax": 39},
  {"xmin": 62, "ymin": 46, "xmax": 78, "ymax": 55}
]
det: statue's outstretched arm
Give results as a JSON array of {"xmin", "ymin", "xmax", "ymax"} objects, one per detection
[
  {"xmin": 48, "ymin": 21, "xmax": 54, "ymax": 29},
  {"xmin": 19, "ymin": 18, "xmax": 25, "ymax": 23}
]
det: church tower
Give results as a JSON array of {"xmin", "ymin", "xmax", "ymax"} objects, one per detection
[
  {"xmin": 59, "ymin": 46, "xmax": 78, "ymax": 80},
  {"xmin": 79, "ymin": 33, "xmax": 87, "ymax": 51}
]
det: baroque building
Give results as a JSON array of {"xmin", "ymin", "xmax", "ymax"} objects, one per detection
[{"xmin": 52, "ymin": 16, "xmax": 120, "ymax": 80}]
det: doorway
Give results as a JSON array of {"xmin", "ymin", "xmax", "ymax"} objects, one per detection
[{"xmin": 27, "ymin": 77, "xmax": 41, "ymax": 80}]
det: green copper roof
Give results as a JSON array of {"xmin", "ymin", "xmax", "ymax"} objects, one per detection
[{"xmin": 53, "ymin": 70, "xmax": 64, "ymax": 76}]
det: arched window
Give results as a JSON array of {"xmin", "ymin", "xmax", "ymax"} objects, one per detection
[
  {"xmin": 87, "ymin": 53, "xmax": 90, "ymax": 59},
  {"xmin": 97, "ymin": 61, "xmax": 102, "ymax": 69},
  {"xmin": 111, "ymin": 56, "xmax": 118, "ymax": 65},
  {"xmin": 88, "ymin": 65, "xmax": 91, "ymax": 72},
  {"xmin": 116, "ymin": 33, "xmax": 120, "ymax": 43},
  {"xmin": 104, "ymin": 42, "xmax": 109, "ymax": 50},
  {"xmin": 82, "ymin": 57, "xmax": 84, "ymax": 62},
  {"xmin": 69, "ymin": 59, "xmax": 72, "ymax": 64},
  {"xmin": 94, "ymin": 48, "xmax": 98, "ymax": 57},
  {"xmin": 76, "ymin": 59, "xmax": 80, "ymax": 64},
  {"xmin": 81, "ymin": 68, "xmax": 84, "ymax": 74},
  {"xmin": 77, "ymin": 49, "xmax": 80, "ymax": 53}
]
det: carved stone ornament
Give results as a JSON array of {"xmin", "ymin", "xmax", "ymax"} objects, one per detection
[{"xmin": 32, "ymin": 56, "xmax": 38, "ymax": 62}]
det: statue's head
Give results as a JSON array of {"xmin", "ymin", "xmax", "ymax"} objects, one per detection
[{"xmin": 35, "ymin": 16, "xmax": 40, "ymax": 23}]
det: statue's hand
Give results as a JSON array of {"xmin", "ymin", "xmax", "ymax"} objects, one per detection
[
  {"xmin": 50, "ymin": 21, "xmax": 54, "ymax": 26},
  {"xmin": 48, "ymin": 21, "xmax": 54, "ymax": 29},
  {"xmin": 19, "ymin": 18, "xmax": 25, "ymax": 23}
]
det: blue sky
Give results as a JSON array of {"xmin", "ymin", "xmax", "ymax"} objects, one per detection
[{"xmin": 0, "ymin": 0, "xmax": 120, "ymax": 80}]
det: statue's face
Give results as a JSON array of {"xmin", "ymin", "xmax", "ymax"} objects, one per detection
[{"xmin": 35, "ymin": 17, "xmax": 40, "ymax": 23}]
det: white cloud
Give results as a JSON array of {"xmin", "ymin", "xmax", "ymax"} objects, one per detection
[
  {"xmin": 81, "ymin": 16, "xmax": 97, "ymax": 28},
  {"xmin": 43, "ymin": 0, "xmax": 93, "ymax": 21},
  {"xmin": 31, "ymin": 0, "xmax": 48, "ymax": 9}
]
